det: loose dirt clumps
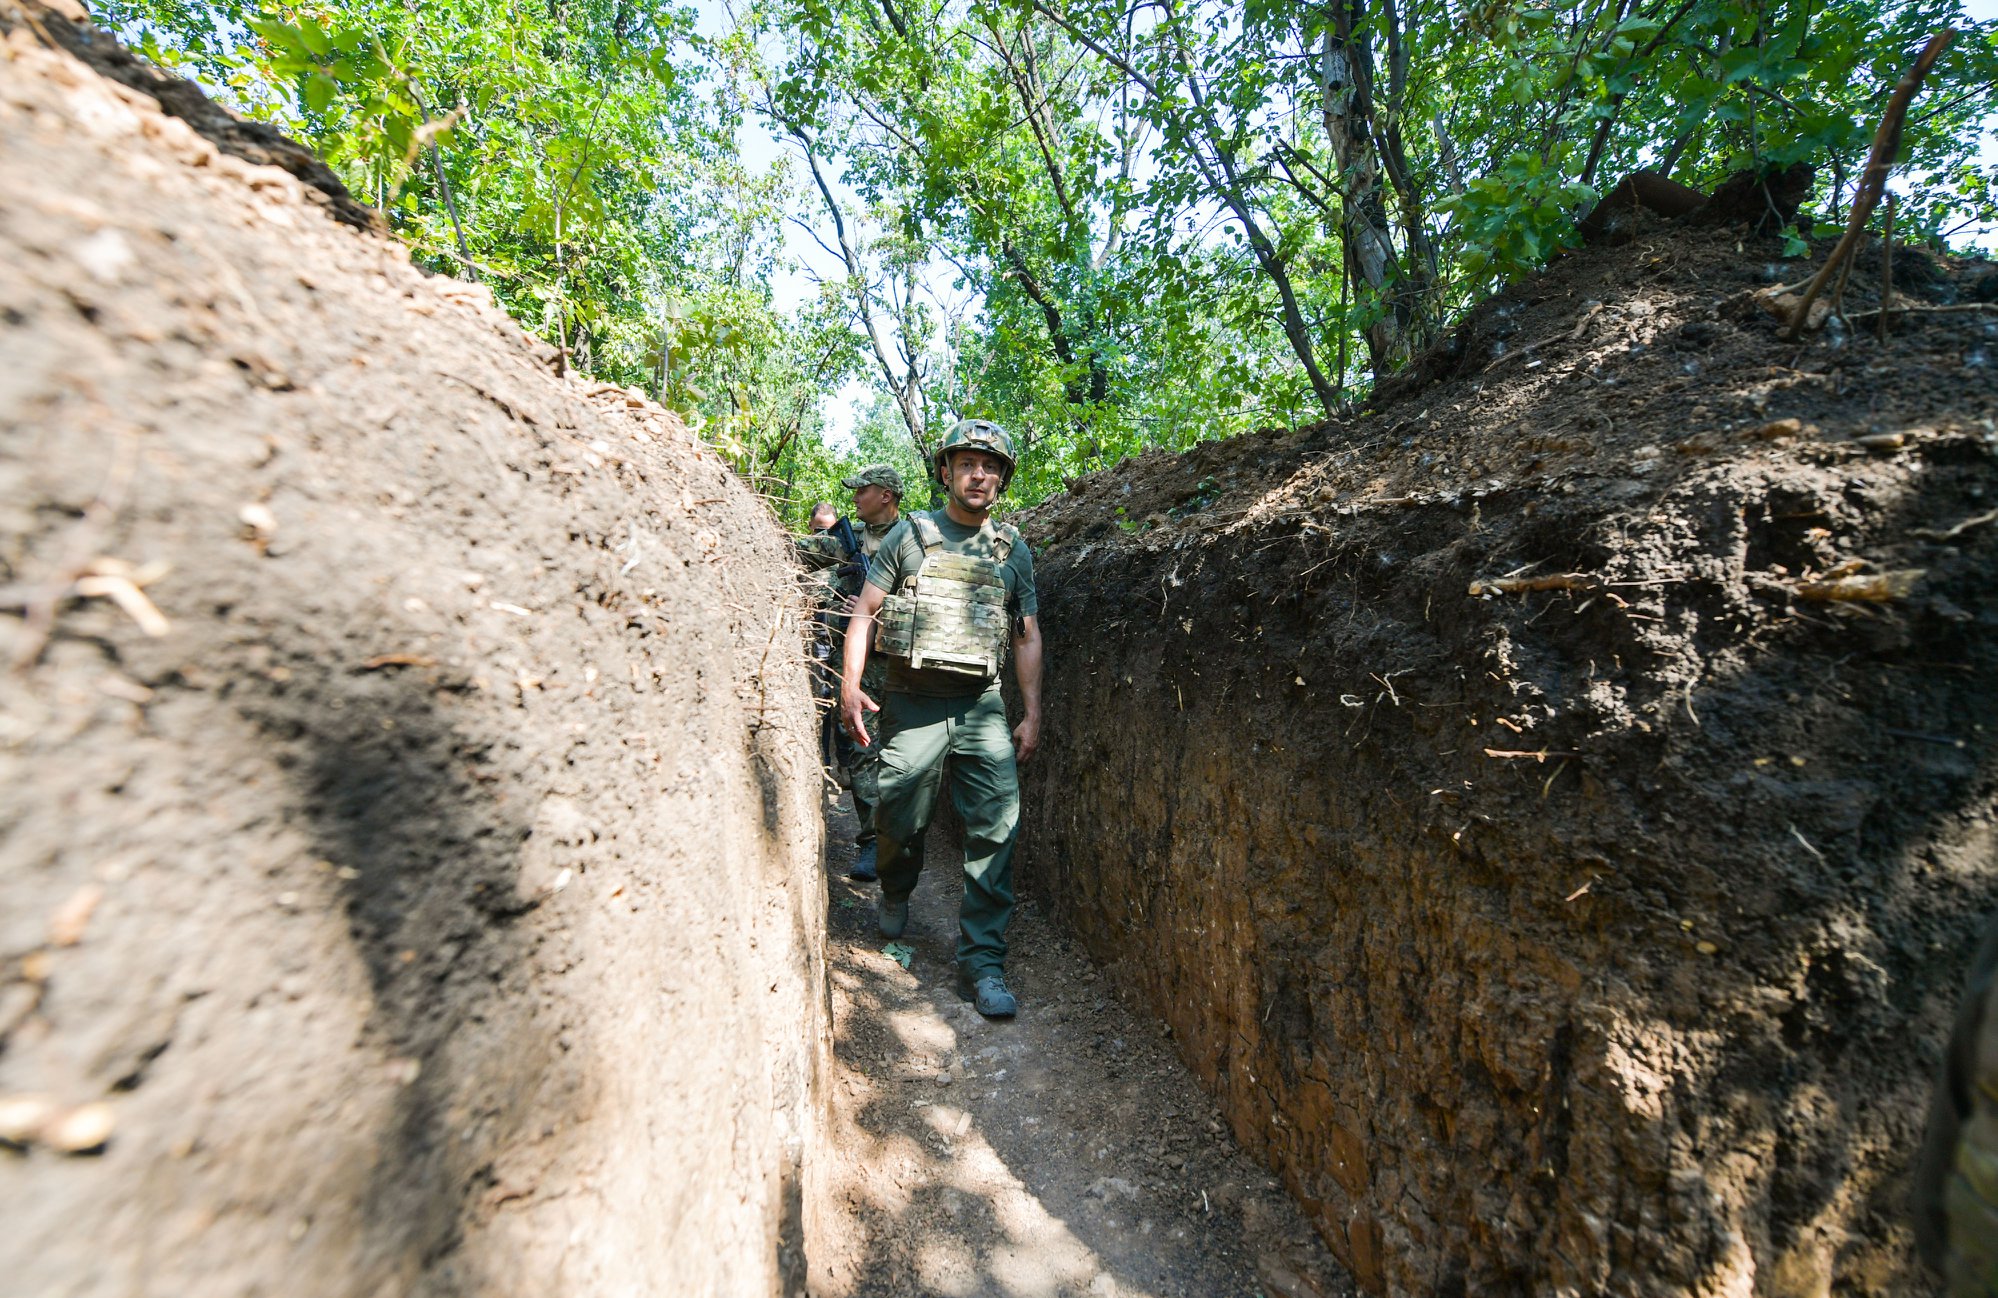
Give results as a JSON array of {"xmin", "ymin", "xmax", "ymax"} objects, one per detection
[
  {"xmin": 1, "ymin": 11, "xmax": 824, "ymax": 1296},
  {"xmin": 1020, "ymin": 216, "xmax": 1998, "ymax": 1295}
]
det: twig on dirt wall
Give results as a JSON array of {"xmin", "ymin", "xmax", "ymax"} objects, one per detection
[
  {"xmin": 1911, "ymin": 508, "xmax": 1998, "ymax": 542},
  {"xmin": 1844, "ymin": 302, "xmax": 1998, "ymax": 324},
  {"xmin": 1467, "ymin": 573, "xmax": 1595, "ymax": 596},
  {"xmin": 751, "ymin": 606, "xmax": 791, "ymax": 727},
  {"xmin": 12, "ymin": 1, "xmax": 58, "ymax": 50},
  {"xmin": 1781, "ymin": 31, "xmax": 1953, "ymax": 341},
  {"xmin": 1795, "ymin": 568, "xmax": 1924, "ymax": 602}
]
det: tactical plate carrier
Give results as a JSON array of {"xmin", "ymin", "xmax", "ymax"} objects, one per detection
[{"xmin": 872, "ymin": 513, "xmax": 1017, "ymax": 681}]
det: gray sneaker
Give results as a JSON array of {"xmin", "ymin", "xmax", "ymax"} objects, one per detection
[
  {"xmin": 957, "ymin": 971, "xmax": 1017, "ymax": 1018},
  {"xmin": 878, "ymin": 895, "xmax": 909, "ymax": 939}
]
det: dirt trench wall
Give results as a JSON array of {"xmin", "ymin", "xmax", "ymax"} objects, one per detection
[
  {"xmin": 1, "ymin": 15, "xmax": 825, "ymax": 1297},
  {"xmin": 1018, "ymin": 236, "xmax": 1998, "ymax": 1295}
]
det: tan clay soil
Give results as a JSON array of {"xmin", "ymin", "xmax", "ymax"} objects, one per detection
[{"xmin": 1, "ymin": 10, "xmax": 825, "ymax": 1295}]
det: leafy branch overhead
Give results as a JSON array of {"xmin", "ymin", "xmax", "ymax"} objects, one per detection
[
  {"xmin": 750, "ymin": 0, "xmax": 1995, "ymax": 500},
  {"xmin": 99, "ymin": 0, "xmax": 1998, "ymax": 522}
]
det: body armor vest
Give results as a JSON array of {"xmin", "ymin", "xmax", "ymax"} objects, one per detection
[{"xmin": 873, "ymin": 513, "xmax": 1017, "ymax": 681}]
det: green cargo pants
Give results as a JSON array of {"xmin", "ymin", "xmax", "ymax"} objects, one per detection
[
  {"xmin": 846, "ymin": 658, "xmax": 891, "ymax": 845},
  {"xmin": 870, "ymin": 686, "xmax": 1019, "ymax": 981},
  {"xmin": 848, "ymin": 734, "xmax": 881, "ymax": 846}
]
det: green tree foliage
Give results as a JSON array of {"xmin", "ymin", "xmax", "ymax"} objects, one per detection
[
  {"xmin": 100, "ymin": 0, "xmax": 1998, "ymax": 520},
  {"xmin": 98, "ymin": 0, "xmax": 884, "ymax": 524},
  {"xmin": 748, "ymin": 0, "xmax": 1995, "ymax": 503},
  {"xmin": 99, "ymin": 0, "xmax": 724, "ymax": 384},
  {"xmin": 1433, "ymin": 0, "xmax": 1998, "ymax": 279}
]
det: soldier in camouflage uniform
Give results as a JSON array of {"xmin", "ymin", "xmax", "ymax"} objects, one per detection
[
  {"xmin": 793, "ymin": 469, "xmax": 907, "ymax": 878},
  {"xmin": 834, "ymin": 465, "xmax": 905, "ymax": 880},
  {"xmin": 840, "ymin": 421, "xmax": 1043, "ymax": 1018},
  {"xmin": 794, "ymin": 508, "xmax": 858, "ymax": 759}
]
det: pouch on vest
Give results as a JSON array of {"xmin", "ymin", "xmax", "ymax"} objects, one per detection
[{"xmin": 873, "ymin": 592, "xmax": 916, "ymax": 658}]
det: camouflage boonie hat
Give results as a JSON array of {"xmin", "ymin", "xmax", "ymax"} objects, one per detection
[{"xmin": 841, "ymin": 464, "xmax": 905, "ymax": 495}]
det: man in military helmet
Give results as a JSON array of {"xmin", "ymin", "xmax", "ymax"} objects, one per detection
[
  {"xmin": 840, "ymin": 420, "xmax": 1043, "ymax": 1019},
  {"xmin": 836, "ymin": 465, "xmax": 906, "ymax": 880}
]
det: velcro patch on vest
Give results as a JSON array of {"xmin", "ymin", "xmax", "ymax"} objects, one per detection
[
  {"xmin": 917, "ymin": 599, "xmax": 1009, "ymax": 635},
  {"xmin": 917, "ymin": 574, "xmax": 1006, "ymax": 607},
  {"xmin": 920, "ymin": 552, "xmax": 1006, "ymax": 587}
]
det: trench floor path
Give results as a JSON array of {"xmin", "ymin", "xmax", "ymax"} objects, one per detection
[{"xmin": 814, "ymin": 795, "xmax": 1349, "ymax": 1298}]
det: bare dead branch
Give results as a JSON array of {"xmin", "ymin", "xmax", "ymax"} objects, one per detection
[{"xmin": 1782, "ymin": 31, "xmax": 1953, "ymax": 340}]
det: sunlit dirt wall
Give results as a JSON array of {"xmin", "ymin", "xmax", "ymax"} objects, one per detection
[
  {"xmin": 1019, "ymin": 285, "xmax": 1998, "ymax": 1297},
  {"xmin": 1, "ymin": 13, "xmax": 827, "ymax": 1295}
]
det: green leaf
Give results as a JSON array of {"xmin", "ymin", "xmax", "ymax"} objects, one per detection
[
  {"xmin": 245, "ymin": 17, "xmax": 305, "ymax": 57},
  {"xmin": 295, "ymin": 20, "xmax": 331, "ymax": 58},
  {"xmin": 304, "ymin": 72, "xmax": 336, "ymax": 115},
  {"xmin": 383, "ymin": 112, "xmax": 414, "ymax": 156}
]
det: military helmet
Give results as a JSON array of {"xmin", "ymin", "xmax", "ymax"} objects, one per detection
[{"xmin": 934, "ymin": 419, "xmax": 1017, "ymax": 490}]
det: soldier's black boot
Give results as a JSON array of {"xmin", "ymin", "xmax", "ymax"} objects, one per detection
[{"xmin": 848, "ymin": 842, "xmax": 877, "ymax": 882}]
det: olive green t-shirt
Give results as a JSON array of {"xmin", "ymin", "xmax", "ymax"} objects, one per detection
[{"xmin": 865, "ymin": 509, "xmax": 1037, "ymax": 697}]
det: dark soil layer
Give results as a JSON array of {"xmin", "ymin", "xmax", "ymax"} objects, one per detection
[
  {"xmin": 2, "ymin": 12, "xmax": 824, "ymax": 1296},
  {"xmin": 1018, "ymin": 218, "xmax": 1998, "ymax": 1296}
]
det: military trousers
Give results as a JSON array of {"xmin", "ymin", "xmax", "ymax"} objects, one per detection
[
  {"xmin": 872, "ymin": 686, "xmax": 1020, "ymax": 980},
  {"xmin": 848, "ymin": 733, "xmax": 880, "ymax": 846},
  {"xmin": 846, "ymin": 661, "xmax": 892, "ymax": 845}
]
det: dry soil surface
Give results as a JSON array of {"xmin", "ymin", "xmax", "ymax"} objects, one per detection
[{"xmin": 813, "ymin": 799, "xmax": 1350, "ymax": 1298}]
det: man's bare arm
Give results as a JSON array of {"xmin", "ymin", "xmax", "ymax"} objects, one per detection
[
  {"xmin": 841, "ymin": 582, "xmax": 887, "ymax": 746},
  {"xmin": 1010, "ymin": 615, "xmax": 1043, "ymax": 762}
]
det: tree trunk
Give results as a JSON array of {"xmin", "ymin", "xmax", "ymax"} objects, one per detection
[
  {"xmin": 790, "ymin": 126, "xmax": 930, "ymax": 463},
  {"xmin": 1320, "ymin": 11, "xmax": 1406, "ymax": 379},
  {"xmin": 1002, "ymin": 242, "xmax": 1107, "ymax": 409}
]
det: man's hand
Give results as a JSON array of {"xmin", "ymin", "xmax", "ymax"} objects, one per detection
[
  {"xmin": 842, "ymin": 683, "xmax": 880, "ymax": 747},
  {"xmin": 1011, "ymin": 711, "xmax": 1041, "ymax": 763},
  {"xmin": 841, "ymin": 582, "xmax": 887, "ymax": 745}
]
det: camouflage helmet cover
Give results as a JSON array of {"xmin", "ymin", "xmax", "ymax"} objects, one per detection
[
  {"xmin": 841, "ymin": 464, "xmax": 906, "ymax": 496},
  {"xmin": 933, "ymin": 419, "xmax": 1017, "ymax": 490}
]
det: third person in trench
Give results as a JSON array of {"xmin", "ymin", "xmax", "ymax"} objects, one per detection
[{"xmin": 839, "ymin": 419, "xmax": 1043, "ymax": 1019}]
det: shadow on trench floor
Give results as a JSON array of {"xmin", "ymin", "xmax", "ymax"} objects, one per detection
[{"xmin": 813, "ymin": 793, "xmax": 1351, "ymax": 1298}]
